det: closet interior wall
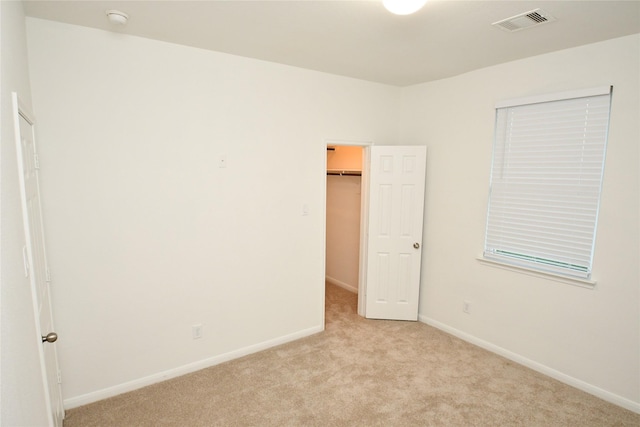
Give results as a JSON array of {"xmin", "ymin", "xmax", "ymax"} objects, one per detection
[{"xmin": 325, "ymin": 146, "xmax": 363, "ymax": 293}]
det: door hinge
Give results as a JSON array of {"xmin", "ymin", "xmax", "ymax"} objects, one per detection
[
  {"xmin": 57, "ymin": 370, "xmax": 62, "ymax": 384},
  {"xmin": 22, "ymin": 246, "xmax": 30, "ymax": 278},
  {"xmin": 46, "ymin": 267, "xmax": 52, "ymax": 282},
  {"xmin": 34, "ymin": 153, "xmax": 40, "ymax": 170}
]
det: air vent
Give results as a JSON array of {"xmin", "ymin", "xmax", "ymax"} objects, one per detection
[{"xmin": 492, "ymin": 9, "xmax": 556, "ymax": 32}]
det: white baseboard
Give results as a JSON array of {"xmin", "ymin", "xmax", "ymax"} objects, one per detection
[
  {"xmin": 325, "ymin": 275, "xmax": 358, "ymax": 293},
  {"xmin": 419, "ymin": 315, "xmax": 640, "ymax": 414},
  {"xmin": 63, "ymin": 324, "xmax": 324, "ymax": 410}
]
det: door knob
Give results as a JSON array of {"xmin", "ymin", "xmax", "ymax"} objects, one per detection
[
  {"xmin": 413, "ymin": 242, "xmax": 420, "ymax": 249},
  {"xmin": 42, "ymin": 332, "xmax": 58, "ymax": 343}
]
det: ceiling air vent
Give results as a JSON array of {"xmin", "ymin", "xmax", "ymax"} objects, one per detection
[{"xmin": 492, "ymin": 9, "xmax": 556, "ymax": 32}]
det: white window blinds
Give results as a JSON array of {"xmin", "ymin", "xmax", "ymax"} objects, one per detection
[{"xmin": 484, "ymin": 86, "xmax": 612, "ymax": 279}]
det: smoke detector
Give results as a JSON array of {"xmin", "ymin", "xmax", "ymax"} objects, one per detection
[
  {"xmin": 106, "ymin": 10, "xmax": 129, "ymax": 25},
  {"xmin": 492, "ymin": 9, "xmax": 556, "ymax": 32}
]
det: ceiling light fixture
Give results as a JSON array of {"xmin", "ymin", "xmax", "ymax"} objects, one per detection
[
  {"xmin": 383, "ymin": 0, "xmax": 427, "ymax": 15},
  {"xmin": 106, "ymin": 10, "xmax": 128, "ymax": 25}
]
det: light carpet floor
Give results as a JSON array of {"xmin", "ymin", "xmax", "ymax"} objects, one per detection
[{"xmin": 64, "ymin": 283, "xmax": 639, "ymax": 426}]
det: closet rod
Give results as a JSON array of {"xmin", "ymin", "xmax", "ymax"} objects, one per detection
[{"xmin": 327, "ymin": 171, "xmax": 361, "ymax": 176}]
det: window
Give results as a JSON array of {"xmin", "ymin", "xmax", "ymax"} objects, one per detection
[{"xmin": 483, "ymin": 86, "xmax": 612, "ymax": 280}]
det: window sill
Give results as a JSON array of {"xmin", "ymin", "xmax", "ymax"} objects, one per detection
[{"xmin": 476, "ymin": 256, "xmax": 597, "ymax": 289}]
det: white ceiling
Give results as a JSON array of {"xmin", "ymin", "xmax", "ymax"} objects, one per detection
[{"xmin": 24, "ymin": 0, "xmax": 640, "ymax": 86}]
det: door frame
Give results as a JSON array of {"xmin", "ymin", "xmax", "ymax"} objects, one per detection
[{"xmin": 323, "ymin": 138, "xmax": 372, "ymax": 318}]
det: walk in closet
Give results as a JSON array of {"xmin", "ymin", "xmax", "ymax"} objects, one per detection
[{"xmin": 325, "ymin": 146, "xmax": 363, "ymax": 293}]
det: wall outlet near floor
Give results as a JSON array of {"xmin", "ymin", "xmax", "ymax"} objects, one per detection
[
  {"xmin": 463, "ymin": 301, "xmax": 471, "ymax": 314},
  {"xmin": 192, "ymin": 324, "xmax": 203, "ymax": 339}
]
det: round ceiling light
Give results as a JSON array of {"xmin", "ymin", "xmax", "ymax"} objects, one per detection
[
  {"xmin": 383, "ymin": 0, "xmax": 427, "ymax": 15},
  {"xmin": 106, "ymin": 10, "xmax": 129, "ymax": 25}
]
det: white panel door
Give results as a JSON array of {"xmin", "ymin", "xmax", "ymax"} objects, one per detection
[
  {"xmin": 365, "ymin": 146, "xmax": 426, "ymax": 320},
  {"xmin": 13, "ymin": 93, "xmax": 64, "ymax": 427}
]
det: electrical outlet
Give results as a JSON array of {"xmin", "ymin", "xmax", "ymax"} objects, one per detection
[
  {"xmin": 463, "ymin": 301, "xmax": 471, "ymax": 314},
  {"xmin": 192, "ymin": 324, "xmax": 203, "ymax": 339}
]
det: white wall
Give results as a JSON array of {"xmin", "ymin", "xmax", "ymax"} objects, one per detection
[
  {"xmin": 400, "ymin": 34, "xmax": 640, "ymax": 410},
  {"xmin": 325, "ymin": 175, "xmax": 361, "ymax": 292},
  {"xmin": 25, "ymin": 18, "xmax": 400, "ymax": 406},
  {"xmin": 0, "ymin": 2, "xmax": 51, "ymax": 425}
]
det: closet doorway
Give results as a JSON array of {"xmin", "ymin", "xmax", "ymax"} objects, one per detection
[{"xmin": 325, "ymin": 144, "xmax": 364, "ymax": 300}]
